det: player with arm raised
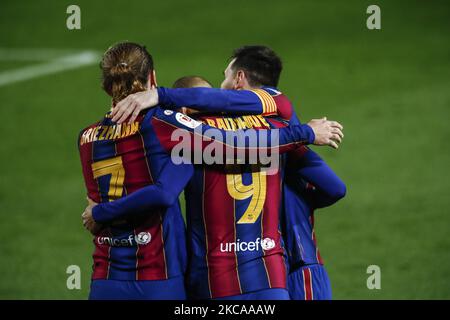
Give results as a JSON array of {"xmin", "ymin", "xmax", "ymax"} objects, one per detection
[
  {"xmin": 84, "ymin": 75, "xmax": 338, "ymax": 237},
  {"xmin": 105, "ymin": 46, "xmax": 346, "ymax": 299},
  {"xmin": 89, "ymin": 75, "xmax": 296, "ymax": 299},
  {"xmin": 81, "ymin": 42, "xmax": 346, "ymax": 301}
]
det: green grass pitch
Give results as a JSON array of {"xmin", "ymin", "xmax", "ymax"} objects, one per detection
[{"xmin": 0, "ymin": 0, "xmax": 449, "ymax": 299}]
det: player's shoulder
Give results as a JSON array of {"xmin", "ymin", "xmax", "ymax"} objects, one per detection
[
  {"xmin": 261, "ymin": 87, "xmax": 284, "ymax": 97},
  {"xmin": 78, "ymin": 117, "xmax": 103, "ymax": 147},
  {"xmin": 152, "ymin": 107, "xmax": 203, "ymax": 130},
  {"xmin": 252, "ymin": 87, "xmax": 293, "ymax": 119},
  {"xmin": 126, "ymin": 107, "xmax": 161, "ymax": 133},
  {"xmin": 262, "ymin": 86, "xmax": 292, "ymax": 104}
]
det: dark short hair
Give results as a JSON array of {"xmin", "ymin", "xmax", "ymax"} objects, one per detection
[{"xmin": 230, "ymin": 45, "xmax": 282, "ymax": 87}]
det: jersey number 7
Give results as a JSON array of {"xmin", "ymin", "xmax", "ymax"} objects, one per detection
[{"xmin": 91, "ymin": 156, "xmax": 125, "ymax": 201}]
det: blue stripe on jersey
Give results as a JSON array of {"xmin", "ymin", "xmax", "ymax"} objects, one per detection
[
  {"xmin": 185, "ymin": 167, "xmax": 211, "ymax": 299},
  {"xmin": 139, "ymin": 109, "xmax": 187, "ymax": 279},
  {"xmin": 92, "ymin": 119, "xmax": 138, "ymax": 279},
  {"xmin": 107, "ymin": 227, "xmax": 139, "ymax": 281},
  {"xmin": 234, "ymin": 167, "xmax": 270, "ymax": 292},
  {"xmin": 283, "ymin": 184, "xmax": 318, "ymax": 266},
  {"xmin": 161, "ymin": 202, "xmax": 187, "ymax": 278}
]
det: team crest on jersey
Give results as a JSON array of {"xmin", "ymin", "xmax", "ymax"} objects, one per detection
[
  {"xmin": 261, "ymin": 237, "xmax": 276, "ymax": 250},
  {"xmin": 176, "ymin": 112, "xmax": 202, "ymax": 129},
  {"xmin": 135, "ymin": 232, "xmax": 151, "ymax": 245}
]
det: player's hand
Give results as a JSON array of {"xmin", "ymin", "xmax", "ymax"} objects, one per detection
[
  {"xmin": 307, "ymin": 117, "xmax": 344, "ymax": 149},
  {"xmin": 111, "ymin": 88, "xmax": 159, "ymax": 124},
  {"xmin": 82, "ymin": 197, "xmax": 102, "ymax": 236}
]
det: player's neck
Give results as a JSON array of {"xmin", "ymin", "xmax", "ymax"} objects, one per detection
[{"xmin": 237, "ymin": 84, "xmax": 261, "ymax": 91}]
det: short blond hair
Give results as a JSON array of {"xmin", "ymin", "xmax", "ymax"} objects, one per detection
[{"xmin": 172, "ymin": 76, "xmax": 212, "ymax": 88}]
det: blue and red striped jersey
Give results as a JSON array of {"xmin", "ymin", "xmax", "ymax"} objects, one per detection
[
  {"xmin": 282, "ymin": 178, "xmax": 324, "ymax": 268},
  {"xmin": 80, "ymin": 87, "xmax": 344, "ymax": 298},
  {"xmin": 155, "ymin": 86, "xmax": 302, "ymax": 298},
  {"xmin": 157, "ymin": 86, "xmax": 294, "ymax": 120},
  {"xmin": 78, "ymin": 109, "xmax": 191, "ymax": 281},
  {"xmin": 88, "ymin": 107, "xmax": 314, "ymax": 224},
  {"xmin": 282, "ymin": 147, "xmax": 346, "ymax": 270},
  {"xmin": 163, "ymin": 87, "xmax": 294, "ymax": 299},
  {"xmin": 184, "ymin": 113, "xmax": 289, "ymax": 299},
  {"xmin": 156, "ymin": 86, "xmax": 346, "ymax": 292}
]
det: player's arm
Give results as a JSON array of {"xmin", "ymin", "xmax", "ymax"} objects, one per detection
[
  {"xmin": 151, "ymin": 109, "xmax": 317, "ymax": 162},
  {"xmin": 110, "ymin": 88, "xmax": 344, "ymax": 149},
  {"xmin": 112, "ymin": 87, "xmax": 296, "ymax": 123},
  {"xmin": 157, "ymin": 87, "xmax": 267, "ymax": 114},
  {"xmin": 91, "ymin": 161, "xmax": 193, "ymax": 224},
  {"xmin": 288, "ymin": 147, "xmax": 347, "ymax": 209},
  {"xmin": 112, "ymin": 87, "xmax": 266, "ymax": 123}
]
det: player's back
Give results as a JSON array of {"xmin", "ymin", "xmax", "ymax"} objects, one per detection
[
  {"xmin": 185, "ymin": 113, "xmax": 289, "ymax": 299},
  {"xmin": 78, "ymin": 109, "xmax": 187, "ymax": 281},
  {"xmin": 282, "ymin": 179, "xmax": 323, "ymax": 270}
]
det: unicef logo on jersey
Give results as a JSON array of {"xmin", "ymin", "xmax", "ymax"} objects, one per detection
[
  {"xmin": 135, "ymin": 232, "xmax": 151, "ymax": 245},
  {"xmin": 219, "ymin": 237, "xmax": 276, "ymax": 253},
  {"xmin": 97, "ymin": 232, "xmax": 152, "ymax": 247}
]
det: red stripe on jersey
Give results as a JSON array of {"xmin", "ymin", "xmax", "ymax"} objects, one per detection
[
  {"xmin": 135, "ymin": 212, "xmax": 167, "ymax": 280},
  {"xmin": 79, "ymin": 125, "xmax": 110, "ymax": 279},
  {"xmin": 310, "ymin": 213, "xmax": 324, "ymax": 265},
  {"xmin": 151, "ymin": 117, "xmax": 183, "ymax": 153},
  {"xmin": 273, "ymin": 94, "xmax": 293, "ymax": 120},
  {"xmin": 265, "ymin": 117, "xmax": 286, "ymax": 129},
  {"xmin": 303, "ymin": 267, "xmax": 313, "ymax": 300},
  {"xmin": 92, "ymin": 228, "xmax": 112, "ymax": 279},
  {"xmin": 204, "ymin": 168, "xmax": 241, "ymax": 298},
  {"xmin": 261, "ymin": 170, "xmax": 286, "ymax": 289},
  {"xmin": 115, "ymin": 134, "xmax": 154, "ymax": 194},
  {"xmin": 79, "ymin": 124, "xmax": 102, "ymax": 203},
  {"xmin": 285, "ymin": 146, "xmax": 309, "ymax": 170},
  {"xmin": 152, "ymin": 116, "xmax": 216, "ymax": 155},
  {"xmin": 115, "ymin": 131, "xmax": 167, "ymax": 280},
  {"xmin": 316, "ymin": 247, "xmax": 324, "ymax": 265}
]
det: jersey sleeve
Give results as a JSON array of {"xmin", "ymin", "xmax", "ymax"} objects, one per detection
[
  {"xmin": 91, "ymin": 160, "xmax": 193, "ymax": 223},
  {"xmin": 157, "ymin": 87, "xmax": 276, "ymax": 115},
  {"xmin": 150, "ymin": 108, "xmax": 315, "ymax": 162},
  {"xmin": 288, "ymin": 109, "xmax": 302, "ymax": 125},
  {"xmin": 287, "ymin": 147, "xmax": 347, "ymax": 209}
]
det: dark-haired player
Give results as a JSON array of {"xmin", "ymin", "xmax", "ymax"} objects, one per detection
[
  {"xmin": 79, "ymin": 43, "xmax": 337, "ymax": 300},
  {"xmin": 108, "ymin": 46, "xmax": 345, "ymax": 299},
  {"xmin": 169, "ymin": 75, "xmax": 346, "ymax": 300}
]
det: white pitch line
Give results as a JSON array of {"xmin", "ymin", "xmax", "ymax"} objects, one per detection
[
  {"xmin": 0, "ymin": 48, "xmax": 87, "ymax": 61},
  {"xmin": 0, "ymin": 50, "xmax": 100, "ymax": 87}
]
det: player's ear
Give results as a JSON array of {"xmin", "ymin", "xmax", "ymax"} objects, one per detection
[
  {"xmin": 234, "ymin": 70, "xmax": 246, "ymax": 90},
  {"xmin": 148, "ymin": 70, "xmax": 157, "ymax": 89}
]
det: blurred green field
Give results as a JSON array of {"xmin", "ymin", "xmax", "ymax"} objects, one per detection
[{"xmin": 0, "ymin": 0, "xmax": 449, "ymax": 299}]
